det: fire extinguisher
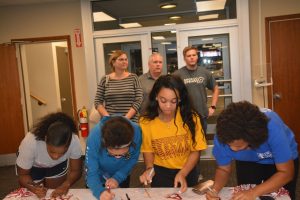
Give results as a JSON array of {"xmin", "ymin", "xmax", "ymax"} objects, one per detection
[{"xmin": 78, "ymin": 106, "xmax": 89, "ymax": 137}]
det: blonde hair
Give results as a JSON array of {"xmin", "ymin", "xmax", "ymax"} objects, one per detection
[
  {"xmin": 183, "ymin": 46, "xmax": 198, "ymax": 57},
  {"xmin": 109, "ymin": 50, "xmax": 127, "ymax": 71}
]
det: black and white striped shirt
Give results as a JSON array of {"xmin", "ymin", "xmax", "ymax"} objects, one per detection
[{"xmin": 94, "ymin": 73, "xmax": 143, "ymax": 122}]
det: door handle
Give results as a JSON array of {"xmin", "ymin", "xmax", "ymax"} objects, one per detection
[
  {"xmin": 61, "ymin": 97, "xmax": 67, "ymax": 102},
  {"xmin": 273, "ymin": 93, "xmax": 281, "ymax": 100}
]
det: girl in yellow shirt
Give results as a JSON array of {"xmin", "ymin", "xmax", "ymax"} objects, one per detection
[{"xmin": 139, "ymin": 74, "xmax": 207, "ymax": 193}]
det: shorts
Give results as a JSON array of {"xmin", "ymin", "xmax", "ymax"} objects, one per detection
[
  {"xmin": 151, "ymin": 164, "xmax": 198, "ymax": 188},
  {"xmin": 236, "ymin": 158, "xmax": 299, "ymax": 200},
  {"xmin": 30, "ymin": 159, "xmax": 69, "ymax": 182}
]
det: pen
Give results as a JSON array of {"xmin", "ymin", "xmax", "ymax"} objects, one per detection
[
  {"xmin": 207, "ymin": 186, "xmax": 220, "ymax": 199},
  {"xmin": 27, "ymin": 182, "xmax": 35, "ymax": 187},
  {"xmin": 126, "ymin": 193, "xmax": 130, "ymax": 200},
  {"xmin": 148, "ymin": 167, "xmax": 154, "ymax": 183},
  {"xmin": 103, "ymin": 175, "xmax": 111, "ymax": 193},
  {"xmin": 27, "ymin": 182, "xmax": 43, "ymax": 188},
  {"xmin": 144, "ymin": 168, "xmax": 153, "ymax": 197},
  {"xmin": 148, "ymin": 167, "xmax": 154, "ymax": 176},
  {"xmin": 144, "ymin": 187, "xmax": 151, "ymax": 198},
  {"xmin": 103, "ymin": 174, "xmax": 109, "ymax": 181},
  {"xmin": 106, "ymin": 185, "xmax": 111, "ymax": 193}
]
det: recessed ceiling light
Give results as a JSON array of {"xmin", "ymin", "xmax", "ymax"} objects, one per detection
[
  {"xmin": 164, "ymin": 23, "xmax": 176, "ymax": 26},
  {"xmin": 196, "ymin": 0, "xmax": 226, "ymax": 12},
  {"xmin": 93, "ymin": 12, "xmax": 116, "ymax": 22},
  {"xmin": 160, "ymin": 3, "xmax": 177, "ymax": 9},
  {"xmin": 202, "ymin": 38, "xmax": 214, "ymax": 41},
  {"xmin": 119, "ymin": 23, "xmax": 142, "ymax": 28},
  {"xmin": 152, "ymin": 36, "xmax": 166, "ymax": 40},
  {"xmin": 199, "ymin": 14, "xmax": 219, "ymax": 21},
  {"xmin": 161, "ymin": 42, "xmax": 172, "ymax": 45},
  {"xmin": 169, "ymin": 16, "xmax": 181, "ymax": 20}
]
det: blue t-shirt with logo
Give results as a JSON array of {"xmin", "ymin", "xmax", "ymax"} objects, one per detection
[{"xmin": 213, "ymin": 109, "xmax": 298, "ymax": 166}]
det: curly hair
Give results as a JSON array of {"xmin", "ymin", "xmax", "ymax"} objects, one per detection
[
  {"xmin": 141, "ymin": 74, "xmax": 202, "ymax": 145},
  {"xmin": 101, "ymin": 116, "xmax": 134, "ymax": 148},
  {"xmin": 216, "ymin": 101, "xmax": 269, "ymax": 149},
  {"xmin": 31, "ymin": 112, "xmax": 77, "ymax": 147}
]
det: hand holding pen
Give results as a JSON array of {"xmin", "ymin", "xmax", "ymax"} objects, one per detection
[
  {"xmin": 103, "ymin": 175, "xmax": 111, "ymax": 195},
  {"xmin": 139, "ymin": 167, "xmax": 155, "ymax": 186},
  {"xmin": 206, "ymin": 186, "xmax": 221, "ymax": 200},
  {"xmin": 103, "ymin": 175, "xmax": 119, "ymax": 190},
  {"xmin": 27, "ymin": 182, "xmax": 47, "ymax": 198},
  {"xmin": 101, "ymin": 175, "xmax": 115, "ymax": 200},
  {"xmin": 147, "ymin": 167, "xmax": 154, "ymax": 183}
]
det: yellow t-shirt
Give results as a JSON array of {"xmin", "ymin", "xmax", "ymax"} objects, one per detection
[{"xmin": 140, "ymin": 110, "xmax": 207, "ymax": 169}]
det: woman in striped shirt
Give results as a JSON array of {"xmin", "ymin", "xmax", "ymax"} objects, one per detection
[{"xmin": 94, "ymin": 50, "xmax": 143, "ymax": 123}]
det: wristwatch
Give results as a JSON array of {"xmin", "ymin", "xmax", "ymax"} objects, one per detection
[{"xmin": 210, "ymin": 105, "xmax": 216, "ymax": 110}]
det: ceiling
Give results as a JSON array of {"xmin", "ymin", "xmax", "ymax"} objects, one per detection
[
  {"xmin": 92, "ymin": 0, "xmax": 236, "ymax": 30},
  {"xmin": 0, "ymin": 0, "xmax": 236, "ymax": 30},
  {"xmin": 0, "ymin": 0, "xmax": 75, "ymax": 6}
]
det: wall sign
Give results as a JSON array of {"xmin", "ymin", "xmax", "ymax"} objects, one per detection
[{"xmin": 74, "ymin": 28, "xmax": 83, "ymax": 47}]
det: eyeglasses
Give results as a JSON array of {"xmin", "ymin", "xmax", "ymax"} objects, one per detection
[
  {"xmin": 116, "ymin": 58, "xmax": 128, "ymax": 62},
  {"xmin": 106, "ymin": 149, "xmax": 131, "ymax": 160}
]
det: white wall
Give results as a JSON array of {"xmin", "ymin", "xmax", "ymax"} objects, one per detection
[
  {"xmin": 0, "ymin": 1, "xmax": 89, "ymax": 155},
  {"xmin": 25, "ymin": 43, "xmax": 60, "ymax": 123},
  {"xmin": 0, "ymin": 0, "xmax": 89, "ymax": 118}
]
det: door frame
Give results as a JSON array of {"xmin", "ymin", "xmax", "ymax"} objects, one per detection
[
  {"xmin": 0, "ymin": 44, "xmax": 25, "ymax": 161},
  {"xmin": 265, "ymin": 14, "xmax": 300, "ymax": 151},
  {"xmin": 94, "ymin": 34, "xmax": 151, "ymax": 80},
  {"xmin": 177, "ymin": 26, "xmax": 242, "ymax": 102},
  {"xmin": 265, "ymin": 14, "xmax": 300, "ymax": 109},
  {"xmin": 12, "ymin": 35, "xmax": 77, "ymax": 131},
  {"xmin": 81, "ymin": 0, "xmax": 251, "ymax": 108}
]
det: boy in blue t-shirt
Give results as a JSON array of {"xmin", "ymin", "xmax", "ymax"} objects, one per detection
[{"xmin": 207, "ymin": 101, "xmax": 298, "ymax": 200}]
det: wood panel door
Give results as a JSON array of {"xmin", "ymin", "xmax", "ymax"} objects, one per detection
[
  {"xmin": 266, "ymin": 14, "xmax": 300, "ymax": 150},
  {"xmin": 0, "ymin": 44, "xmax": 25, "ymax": 154},
  {"xmin": 56, "ymin": 46, "xmax": 74, "ymax": 118}
]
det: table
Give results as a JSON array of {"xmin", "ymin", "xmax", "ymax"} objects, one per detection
[
  {"xmin": 4, "ymin": 187, "xmax": 290, "ymax": 200},
  {"xmin": 110, "ymin": 187, "xmax": 233, "ymax": 200},
  {"xmin": 3, "ymin": 187, "xmax": 231, "ymax": 200}
]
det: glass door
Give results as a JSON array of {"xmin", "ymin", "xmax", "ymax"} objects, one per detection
[
  {"xmin": 188, "ymin": 34, "xmax": 232, "ymax": 135},
  {"xmin": 177, "ymin": 27, "xmax": 241, "ymax": 144},
  {"xmin": 94, "ymin": 34, "xmax": 151, "ymax": 81},
  {"xmin": 151, "ymin": 31, "xmax": 178, "ymax": 74}
]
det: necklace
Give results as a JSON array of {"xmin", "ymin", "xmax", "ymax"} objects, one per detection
[{"xmin": 166, "ymin": 121, "xmax": 172, "ymax": 129}]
